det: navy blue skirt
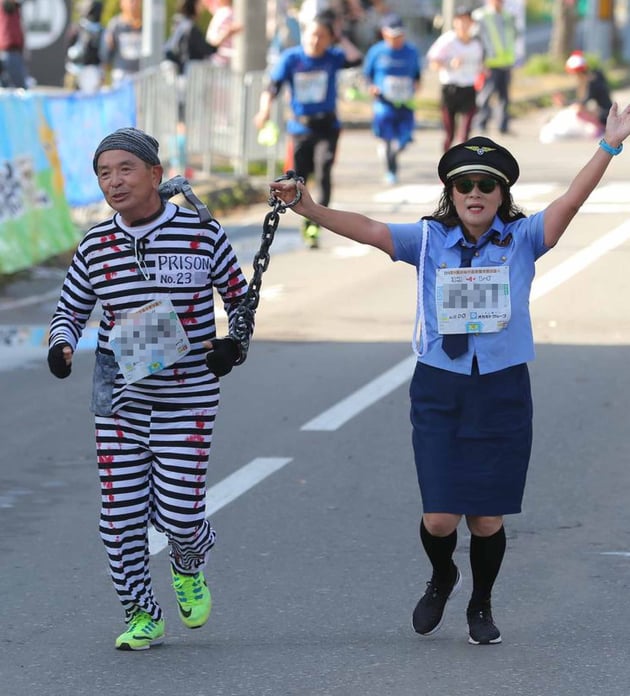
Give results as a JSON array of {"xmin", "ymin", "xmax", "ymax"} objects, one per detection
[{"xmin": 409, "ymin": 360, "xmax": 533, "ymax": 516}]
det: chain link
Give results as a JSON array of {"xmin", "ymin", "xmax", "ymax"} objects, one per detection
[
  {"xmin": 229, "ymin": 170, "xmax": 303, "ymax": 364},
  {"xmin": 158, "ymin": 170, "xmax": 302, "ymax": 367}
]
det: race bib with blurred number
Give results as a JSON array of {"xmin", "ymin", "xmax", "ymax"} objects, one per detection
[
  {"xmin": 109, "ymin": 297, "xmax": 190, "ymax": 384},
  {"xmin": 436, "ymin": 265, "xmax": 511, "ymax": 335}
]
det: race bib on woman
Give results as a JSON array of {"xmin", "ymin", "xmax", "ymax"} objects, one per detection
[{"xmin": 436, "ymin": 265, "xmax": 511, "ymax": 334}]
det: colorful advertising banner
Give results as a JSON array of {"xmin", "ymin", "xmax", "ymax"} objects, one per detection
[
  {"xmin": 0, "ymin": 92, "xmax": 78, "ymax": 275},
  {"xmin": 0, "ymin": 82, "xmax": 137, "ymax": 275},
  {"xmin": 44, "ymin": 81, "xmax": 137, "ymax": 206}
]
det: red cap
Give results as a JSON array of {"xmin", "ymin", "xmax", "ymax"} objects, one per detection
[{"xmin": 565, "ymin": 51, "xmax": 588, "ymax": 73}]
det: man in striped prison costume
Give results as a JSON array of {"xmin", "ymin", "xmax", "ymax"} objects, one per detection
[{"xmin": 47, "ymin": 127, "xmax": 251, "ymax": 650}]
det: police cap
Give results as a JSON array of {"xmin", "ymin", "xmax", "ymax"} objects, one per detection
[{"xmin": 438, "ymin": 136, "xmax": 520, "ymax": 186}]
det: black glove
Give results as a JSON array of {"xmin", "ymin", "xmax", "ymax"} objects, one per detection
[
  {"xmin": 47, "ymin": 342, "xmax": 72, "ymax": 379},
  {"xmin": 205, "ymin": 338, "xmax": 240, "ymax": 377}
]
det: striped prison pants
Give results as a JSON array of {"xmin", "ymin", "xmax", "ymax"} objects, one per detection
[{"xmin": 95, "ymin": 402, "xmax": 218, "ymax": 622}]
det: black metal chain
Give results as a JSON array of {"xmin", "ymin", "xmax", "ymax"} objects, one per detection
[
  {"xmin": 158, "ymin": 170, "xmax": 303, "ymax": 366},
  {"xmin": 229, "ymin": 170, "xmax": 303, "ymax": 364}
]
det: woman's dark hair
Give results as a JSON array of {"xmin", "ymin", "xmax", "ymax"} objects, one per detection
[
  {"xmin": 2, "ymin": 0, "xmax": 18, "ymax": 14},
  {"xmin": 177, "ymin": 0, "xmax": 199, "ymax": 19},
  {"xmin": 424, "ymin": 180, "xmax": 525, "ymax": 227},
  {"xmin": 313, "ymin": 10, "xmax": 337, "ymax": 37},
  {"xmin": 85, "ymin": 0, "xmax": 103, "ymax": 22}
]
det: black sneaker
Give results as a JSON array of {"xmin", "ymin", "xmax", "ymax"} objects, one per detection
[
  {"xmin": 467, "ymin": 601, "xmax": 502, "ymax": 645},
  {"xmin": 412, "ymin": 566, "xmax": 461, "ymax": 636}
]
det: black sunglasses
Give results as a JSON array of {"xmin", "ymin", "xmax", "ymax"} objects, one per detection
[{"xmin": 452, "ymin": 177, "xmax": 499, "ymax": 194}]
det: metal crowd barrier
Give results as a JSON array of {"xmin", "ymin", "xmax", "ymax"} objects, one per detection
[{"xmin": 131, "ymin": 63, "xmax": 286, "ymax": 180}]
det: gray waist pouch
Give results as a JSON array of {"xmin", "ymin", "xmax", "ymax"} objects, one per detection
[{"xmin": 90, "ymin": 351, "xmax": 120, "ymax": 417}]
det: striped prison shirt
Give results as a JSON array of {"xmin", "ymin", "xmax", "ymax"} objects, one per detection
[{"xmin": 49, "ymin": 201, "xmax": 249, "ymax": 411}]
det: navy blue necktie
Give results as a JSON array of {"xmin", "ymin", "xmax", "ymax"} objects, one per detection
[{"xmin": 441, "ymin": 243, "xmax": 477, "ymax": 360}]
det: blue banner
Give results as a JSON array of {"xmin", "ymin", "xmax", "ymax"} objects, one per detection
[
  {"xmin": 43, "ymin": 81, "xmax": 137, "ymax": 206},
  {"xmin": 0, "ymin": 92, "xmax": 79, "ymax": 274}
]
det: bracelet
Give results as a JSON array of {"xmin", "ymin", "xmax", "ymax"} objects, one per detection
[{"xmin": 599, "ymin": 138, "xmax": 623, "ymax": 156}]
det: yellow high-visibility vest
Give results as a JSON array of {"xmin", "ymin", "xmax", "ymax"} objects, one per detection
[{"xmin": 478, "ymin": 10, "xmax": 516, "ymax": 68}]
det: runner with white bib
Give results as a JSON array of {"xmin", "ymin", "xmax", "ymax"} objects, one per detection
[{"xmin": 269, "ymin": 104, "xmax": 630, "ymax": 646}]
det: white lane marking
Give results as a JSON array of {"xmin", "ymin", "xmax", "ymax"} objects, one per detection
[
  {"xmin": 374, "ymin": 184, "xmax": 442, "ymax": 204},
  {"xmin": 260, "ymin": 284, "xmax": 285, "ymax": 300},
  {"xmin": 586, "ymin": 183, "xmax": 630, "ymax": 202},
  {"xmin": 0, "ymin": 288, "xmax": 60, "ymax": 312},
  {"xmin": 149, "ymin": 457, "xmax": 292, "ymax": 555},
  {"xmin": 600, "ymin": 552, "xmax": 630, "ymax": 557},
  {"xmin": 531, "ymin": 220, "xmax": 630, "ymax": 301},
  {"xmin": 300, "ymin": 355, "xmax": 417, "ymax": 432},
  {"xmin": 331, "ymin": 244, "xmax": 371, "ymax": 258},
  {"xmin": 522, "ymin": 202, "xmax": 630, "ymax": 214},
  {"xmin": 511, "ymin": 183, "xmax": 557, "ymax": 199}
]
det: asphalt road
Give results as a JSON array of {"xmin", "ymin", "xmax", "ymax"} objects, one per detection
[{"xmin": 3, "ymin": 92, "xmax": 630, "ymax": 695}]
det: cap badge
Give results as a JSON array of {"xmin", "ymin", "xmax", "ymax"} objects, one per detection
[{"xmin": 464, "ymin": 145, "xmax": 496, "ymax": 156}]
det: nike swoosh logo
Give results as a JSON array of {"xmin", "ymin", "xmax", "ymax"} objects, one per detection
[{"xmin": 178, "ymin": 603, "xmax": 192, "ymax": 617}]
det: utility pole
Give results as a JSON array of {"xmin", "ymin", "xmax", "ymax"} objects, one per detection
[
  {"xmin": 141, "ymin": 0, "xmax": 166, "ymax": 69},
  {"xmin": 232, "ymin": 0, "xmax": 268, "ymax": 72},
  {"xmin": 583, "ymin": 0, "xmax": 613, "ymax": 60},
  {"xmin": 441, "ymin": 0, "xmax": 454, "ymax": 35}
]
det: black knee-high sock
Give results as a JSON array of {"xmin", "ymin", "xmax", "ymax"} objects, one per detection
[
  {"xmin": 469, "ymin": 526, "xmax": 506, "ymax": 606},
  {"xmin": 420, "ymin": 519, "xmax": 457, "ymax": 583}
]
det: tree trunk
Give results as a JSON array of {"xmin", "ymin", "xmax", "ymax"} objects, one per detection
[{"xmin": 549, "ymin": 0, "xmax": 578, "ymax": 62}]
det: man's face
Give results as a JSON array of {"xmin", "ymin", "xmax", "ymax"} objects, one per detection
[
  {"xmin": 96, "ymin": 150, "xmax": 162, "ymax": 224},
  {"xmin": 121, "ymin": 0, "xmax": 142, "ymax": 20},
  {"xmin": 302, "ymin": 22, "xmax": 334, "ymax": 57},
  {"xmin": 382, "ymin": 29, "xmax": 405, "ymax": 48}
]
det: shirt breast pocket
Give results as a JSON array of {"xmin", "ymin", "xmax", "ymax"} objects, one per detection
[{"xmin": 484, "ymin": 245, "xmax": 513, "ymax": 266}]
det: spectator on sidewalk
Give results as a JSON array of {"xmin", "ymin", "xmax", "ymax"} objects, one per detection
[
  {"xmin": 350, "ymin": 0, "xmax": 392, "ymax": 53},
  {"xmin": 266, "ymin": 0, "xmax": 301, "ymax": 70},
  {"xmin": 203, "ymin": 0, "xmax": 241, "ymax": 68},
  {"xmin": 164, "ymin": 0, "xmax": 218, "ymax": 177},
  {"xmin": 427, "ymin": 6, "xmax": 483, "ymax": 152},
  {"xmin": 101, "ymin": 0, "xmax": 143, "ymax": 85},
  {"xmin": 269, "ymin": 104, "xmax": 630, "ymax": 646},
  {"xmin": 472, "ymin": 0, "xmax": 518, "ymax": 135},
  {"xmin": 564, "ymin": 50, "xmax": 613, "ymax": 130},
  {"xmin": 0, "ymin": 0, "xmax": 28, "ymax": 89},
  {"xmin": 253, "ymin": 10, "xmax": 362, "ymax": 249},
  {"xmin": 65, "ymin": 0, "xmax": 105, "ymax": 94},
  {"xmin": 363, "ymin": 13, "xmax": 421, "ymax": 184}
]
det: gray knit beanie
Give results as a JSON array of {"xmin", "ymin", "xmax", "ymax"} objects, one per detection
[{"xmin": 92, "ymin": 127, "xmax": 161, "ymax": 173}]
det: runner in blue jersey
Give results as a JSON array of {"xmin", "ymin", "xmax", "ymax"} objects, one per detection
[
  {"xmin": 363, "ymin": 13, "xmax": 421, "ymax": 185},
  {"xmin": 254, "ymin": 10, "xmax": 362, "ymax": 248}
]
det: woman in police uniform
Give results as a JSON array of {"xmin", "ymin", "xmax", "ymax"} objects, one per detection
[{"xmin": 270, "ymin": 103, "xmax": 630, "ymax": 645}]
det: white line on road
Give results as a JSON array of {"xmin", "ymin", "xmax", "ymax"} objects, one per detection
[
  {"xmin": 531, "ymin": 220, "xmax": 630, "ymax": 301},
  {"xmin": 300, "ymin": 355, "xmax": 417, "ymax": 431},
  {"xmin": 0, "ymin": 288, "xmax": 60, "ymax": 312},
  {"xmin": 149, "ymin": 456, "xmax": 292, "ymax": 555}
]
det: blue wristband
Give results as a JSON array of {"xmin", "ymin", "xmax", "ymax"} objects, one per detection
[{"xmin": 599, "ymin": 138, "xmax": 623, "ymax": 156}]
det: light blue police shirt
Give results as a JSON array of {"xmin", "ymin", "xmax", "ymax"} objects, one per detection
[{"xmin": 390, "ymin": 211, "xmax": 549, "ymax": 375}]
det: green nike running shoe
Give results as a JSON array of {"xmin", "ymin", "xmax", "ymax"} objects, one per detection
[
  {"xmin": 115, "ymin": 611, "xmax": 165, "ymax": 651},
  {"xmin": 302, "ymin": 220, "xmax": 320, "ymax": 249},
  {"xmin": 171, "ymin": 567, "xmax": 212, "ymax": 629}
]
